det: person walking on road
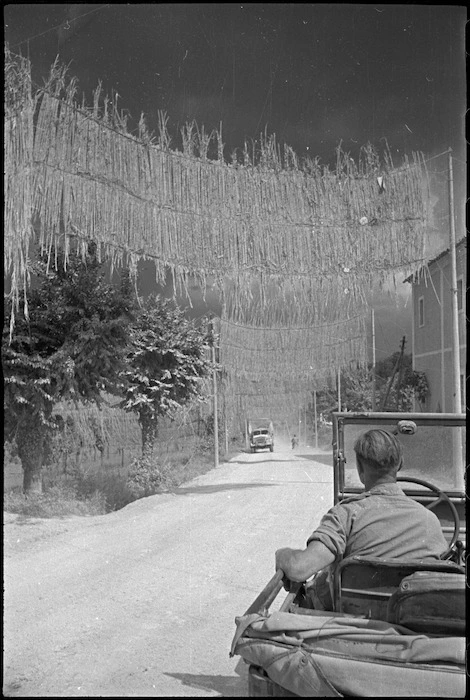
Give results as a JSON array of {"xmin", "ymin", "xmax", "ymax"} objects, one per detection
[{"xmin": 291, "ymin": 434, "xmax": 298, "ymax": 450}]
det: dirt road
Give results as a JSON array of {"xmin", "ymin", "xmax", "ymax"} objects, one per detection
[{"xmin": 3, "ymin": 441, "xmax": 334, "ymax": 697}]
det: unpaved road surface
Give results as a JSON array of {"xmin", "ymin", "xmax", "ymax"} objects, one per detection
[{"xmin": 4, "ymin": 441, "xmax": 333, "ymax": 697}]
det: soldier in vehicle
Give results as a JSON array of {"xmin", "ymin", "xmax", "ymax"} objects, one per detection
[{"xmin": 275, "ymin": 428, "xmax": 448, "ymax": 610}]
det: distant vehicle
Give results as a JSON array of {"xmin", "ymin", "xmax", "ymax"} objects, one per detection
[
  {"xmin": 232, "ymin": 411, "xmax": 466, "ymax": 697},
  {"xmin": 248, "ymin": 419, "xmax": 274, "ymax": 453}
]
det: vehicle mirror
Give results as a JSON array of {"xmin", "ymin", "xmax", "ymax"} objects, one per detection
[{"xmin": 396, "ymin": 420, "xmax": 417, "ymax": 435}]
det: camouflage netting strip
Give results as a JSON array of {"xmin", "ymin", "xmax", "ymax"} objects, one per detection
[
  {"xmin": 221, "ymin": 273, "xmax": 368, "ymax": 325},
  {"xmin": 219, "ymin": 314, "xmax": 367, "ymax": 378},
  {"xmin": 52, "ymin": 396, "xmax": 142, "ymax": 452},
  {"xmin": 5, "ymin": 49, "xmax": 431, "ymax": 315},
  {"xmin": 218, "ymin": 275, "xmax": 368, "ymax": 411},
  {"xmin": 4, "ymin": 47, "xmax": 34, "ymax": 332},
  {"xmin": 219, "ymin": 312, "xmax": 366, "ymax": 421},
  {"xmin": 223, "ymin": 376, "xmax": 324, "ymax": 430}
]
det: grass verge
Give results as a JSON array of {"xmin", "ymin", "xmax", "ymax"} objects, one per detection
[
  {"xmin": 4, "ymin": 439, "xmax": 243, "ymax": 518},
  {"xmin": 3, "ymin": 485, "xmax": 106, "ymax": 518}
]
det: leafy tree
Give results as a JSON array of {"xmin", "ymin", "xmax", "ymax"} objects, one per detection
[
  {"xmin": 309, "ymin": 353, "xmax": 429, "ymax": 421},
  {"xmin": 309, "ymin": 366, "xmax": 374, "ymax": 420},
  {"xmin": 404, "ymin": 369, "xmax": 429, "ymax": 410},
  {"xmin": 3, "ymin": 244, "xmax": 134, "ymax": 493},
  {"xmin": 120, "ymin": 295, "xmax": 213, "ymax": 454},
  {"xmin": 375, "ymin": 352, "xmax": 429, "ymax": 411}
]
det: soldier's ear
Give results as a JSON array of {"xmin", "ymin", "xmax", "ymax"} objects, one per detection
[{"xmin": 356, "ymin": 462, "xmax": 366, "ymax": 485}]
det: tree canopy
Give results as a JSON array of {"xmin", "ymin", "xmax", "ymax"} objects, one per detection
[
  {"xmin": 120, "ymin": 295, "xmax": 213, "ymax": 453},
  {"xmin": 309, "ymin": 353, "xmax": 429, "ymax": 420},
  {"xmin": 3, "ymin": 244, "xmax": 135, "ymax": 491}
]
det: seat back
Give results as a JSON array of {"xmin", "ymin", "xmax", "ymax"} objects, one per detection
[
  {"xmin": 333, "ymin": 556, "xmax": 463, "ymax": 621},
  {"xmin": 387, "ymin": 571, "xmax": 465, "ymax": 635}
]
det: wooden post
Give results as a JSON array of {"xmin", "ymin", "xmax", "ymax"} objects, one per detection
[
  {"xmin": 313, "ymin": 390, "xmax": 318, "ymax": 449},
  {"xmin": 210, "ymin": 317, "xmax": 219, "ymax": 469},
  {"xmin": 380, "ymin": 336, "xmax": 405, "ymax": 411},
  {"xmin": 448, "ymin": 150, "xmax": 464, "ymax": 487},
  {"xmin": 448, "ymin": 150, "xmax": 462, "ymax": 411},
  {"xmin": 371, "ymin": 308, "xmax": 376, "ymax": 410},
  {"xmin": 395, "ymin": 338, "xmax": 407, "ymax": 410},
  {"xmin": 337, "ymin": 370, "xmax": 341, "ymax": 412}
]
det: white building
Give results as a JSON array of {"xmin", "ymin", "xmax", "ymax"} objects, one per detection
[{"xmin": 406, "ymin": 238, "xmax": 466, "ymax": 412}]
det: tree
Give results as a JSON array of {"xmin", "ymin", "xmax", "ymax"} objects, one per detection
[
  {"xmin": 3, "ymin": 244, "xmax": 134, "ymax": 493},
  {"xmin": 309, "ymin": 353, "xmax": 429, "ymax": 421},
  {"xmin": 375, "ymin": 352, "xmax": 429, "ymax": 411},
  {"xmin": 120, "ymin": 295, "xmax": 213, "ymax": 454},
  {"xmin": 309, "ymin": 367, "xmax": 374, "ymax": 421}
]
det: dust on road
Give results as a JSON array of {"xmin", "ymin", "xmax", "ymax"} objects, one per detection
[{"xmin": 3, "ymin": 442, "xmax": 333, "ymax": 697}]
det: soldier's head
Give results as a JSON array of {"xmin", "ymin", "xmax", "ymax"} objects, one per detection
[{"xmin": 353, "ymin": 429, "xmax": 403, "ymax": 485}]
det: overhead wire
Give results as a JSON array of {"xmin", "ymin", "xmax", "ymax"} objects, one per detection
[{"xmin": 8, "ymin": 4, "xmax": 112, "ymax": 51}]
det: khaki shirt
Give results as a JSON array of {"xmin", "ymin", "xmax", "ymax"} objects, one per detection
[{"xmin": 307, "ymin": 483, "xmax": 448, "ymax": 562}]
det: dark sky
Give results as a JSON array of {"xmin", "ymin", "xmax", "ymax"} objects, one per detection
[{"xmin": 4, "ymin": 3, "xmax": 467, "ymax": 359}]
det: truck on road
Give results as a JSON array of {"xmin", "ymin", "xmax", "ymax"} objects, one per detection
[{"xmin": 247, "ymin": 419, "xmax": 274, "ymax": 453}]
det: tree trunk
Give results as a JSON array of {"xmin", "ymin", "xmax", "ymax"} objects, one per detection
[
  {"xmin": 17, "ymin": 420, "xmax": 46, "ymax": 494},
  {"xmin": 140, "ymin": 414, "xmax": 158, "ymax": 456}
]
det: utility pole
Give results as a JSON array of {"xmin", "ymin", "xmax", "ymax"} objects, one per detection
[
  {"xmin": 448, "ymin": 150, "xmax": 462, "ymax": 412},
  {"xmin": 337, "ymin": 369, "xmax": 341, "ymax": 412},
  {"xmin": 380, "ymin": 336, "xmax": 406, "ymax": 411},
  {"xmin": 210, "ymin": 316, "xmax": 219, "ymax": 469},
  {"xmin": 448, "ymin": 150, "xmax": 464, "ymax": 487},
  {"xmin": 304, "ymin": 404, "xmax": 307, "ymax": 445},
  {"xmin": 313, "ymin": 389, "xmax": 318, "ymax": 448},
  {"xmin": 371, "ymin": 308, "xmax": 376, "ymax": 410},
  {"xmin": 224, "ymin": 405, "xmax": 229, "ymax": 455}
]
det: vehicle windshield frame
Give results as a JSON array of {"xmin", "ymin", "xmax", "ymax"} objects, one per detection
[{"xmin": 332, "ymin": 411, "xmax": 465, "ymax": 504}]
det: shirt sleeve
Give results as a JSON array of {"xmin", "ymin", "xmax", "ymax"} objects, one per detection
[{"xmin": 306, "ymin": 504, "xmax": 351, "ymax": 560}]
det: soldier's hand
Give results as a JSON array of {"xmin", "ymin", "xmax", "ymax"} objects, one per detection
[{"xmin": 275, "ymin": 548, "xmax": 293, "ymax": 590}]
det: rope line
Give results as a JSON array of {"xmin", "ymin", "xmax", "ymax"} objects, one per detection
[{"xmin": 8, "ymin": 5, "xmax": 111, "ymax": 50}]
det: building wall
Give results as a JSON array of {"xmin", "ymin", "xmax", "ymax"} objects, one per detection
[{"xmin": 411, "ymin": 241, "xmax": 466, "ymax": 412}]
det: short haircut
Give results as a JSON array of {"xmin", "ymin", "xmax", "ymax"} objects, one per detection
[{"xmin": 353, "ymin": 429, "xmax": 403, "ymax": 476}]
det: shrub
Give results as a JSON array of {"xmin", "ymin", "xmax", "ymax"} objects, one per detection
[
  {"xmin": 78, "ymin": 470, "xmax": 135, "ymax": 512},
  {"xmin": 3, "ymin": 439, "xmax": 21, "ymax": 468},
  {"xmin": 126, "ymin": 450, "xmax": 177, "ymax": 499}
]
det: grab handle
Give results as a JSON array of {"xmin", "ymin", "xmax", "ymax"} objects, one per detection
[{"xmin": 243, "ymin": 569, "xmax": 285, "ymax": 615}]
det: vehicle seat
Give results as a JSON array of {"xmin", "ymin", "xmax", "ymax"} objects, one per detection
[
  {"xmin": 333, "ymin": 556, "xmax": 464, "ymax": 622},
  {"xmin": 386, "ymin": 571, "xmax": 465, "ymax": 635}
]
